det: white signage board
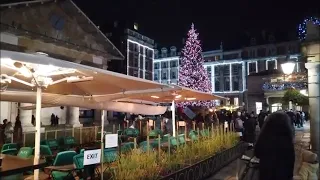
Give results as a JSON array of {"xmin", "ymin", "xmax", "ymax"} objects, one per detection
[
  {"xmin": 83, "ymin": 149, "xmax": 101, "ymax": 165},
  {"xmin": 183, "ymin": 107, "xmax": 196, "ymax": 119},
  {"xmin": 105, "ymin": 134, "xmax": 118, "ymax": 148}
]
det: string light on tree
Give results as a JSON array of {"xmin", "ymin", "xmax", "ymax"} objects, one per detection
[
  {"xmin": 298, "ymin": 17, "xmax": 320, "ymax": 40},
  {"xmin": 178, "ymin": 23, "xmax": 214, "ymax": 107}
]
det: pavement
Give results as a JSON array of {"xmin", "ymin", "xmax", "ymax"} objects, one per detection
[{"xmin": 206, "ymin": 121, "xmax": 311, "ymax": 180}]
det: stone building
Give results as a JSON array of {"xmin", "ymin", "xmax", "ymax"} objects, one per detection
[{"xmin": 0, "ymin": 0, "xmax": 124, "ymax": 131}]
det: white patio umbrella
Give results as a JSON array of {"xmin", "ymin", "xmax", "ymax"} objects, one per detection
[{"xmin": 0, "ymin": 50, "xmax": 169, "ymax": 179}]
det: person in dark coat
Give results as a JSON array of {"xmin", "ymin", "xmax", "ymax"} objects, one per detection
[
  {"xmin": 31, "ymin": 115, "xmax": 36, "ymax": 126},
  {"xmin": 244, "ymin": 113, "xmax": 256, "ymax": 146},
  {"xmin": 254, "ymin": 112, "xmax": 295, "ymax": 180},
  {"xmin": 50, "ymin": 113, "xmax": 55, "ymax": 126},
  {"xmin": 257, "ymin": 110, "xmax": 266, "ymax": 129},
  {"xmin": 55, "ymin": 115, "xmax": 59, "ymax": 126}
]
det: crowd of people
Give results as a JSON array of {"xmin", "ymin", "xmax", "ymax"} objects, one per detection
[
  {"xmin": 0, "ymin": 115, "xmax": 22, "ymax": 144},
  {"xmin": 50, "ymin": 113, "xmax": 60, "ymax": 126}
]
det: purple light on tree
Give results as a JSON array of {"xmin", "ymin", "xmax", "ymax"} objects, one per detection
[{"xmin": 178, "ymin": 23, "xmax": 214, "ymax": 107}]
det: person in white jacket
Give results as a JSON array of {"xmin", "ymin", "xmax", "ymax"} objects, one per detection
[{"xmin": 4, "ymin": 121, "xmax": 13, "ymax": 142}]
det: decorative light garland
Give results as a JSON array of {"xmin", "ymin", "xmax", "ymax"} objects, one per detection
[{"xmin": 298, "ymin": 17, "xmax": 320, "ymax": 40}]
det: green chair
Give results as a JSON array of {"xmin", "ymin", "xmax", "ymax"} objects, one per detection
[
  {"xmin": 40, "ymin": 145, "xmax": 53, "ymax": 156},
  {"xmin": 1, "ymin": 148, "xmax": 18, "ymax": 155},
  {"xmin": 162, "ymin": 134, "xmax": 170, "ymax": 142},
  {"xmin": 178, "ymin": 134, "xmax": 186, "ymax": 145},
  {"xmin": 104, "ymin": 148, "xmax": 118, "ymax": 163},
  {"xmin": 41, "ymin": 139, "xmax": 59, "ymax": 150},
  {"xmin": 149, "ymin": 138, "xmax": 161, "ymax": 147},
  {"xmin": 1, "ymin": 143, "xmax": 18, "ymax": 152},
  {"xmin": 148, "ymin": 130, "xmax": 159, "ymax": 137},
  {"xmin": 200, "ymin": 129, "xmax": 210, "ymax": 137},
  {"xmin": 80, "ymin": 149, "xmax": 85, "ymax": 154},
  {"xmin": 123, "ymin": 128, "xmax": 139, "ymax": 137},
  {"xmin": 73, "ymin": 153, "xmax": 84, "ymax": 169},
  {"xmin": 65, "ymin": 137, "xmax": 76, "ymax": 147},
  {"xmin": 17, "ymin": 147, "xmax": 33, "ymax": 158},
  {"xmin": 121, "ymin": 143, "xmax": 133, "ymax": 154},
  {"xmin": 122, "ymin": 142, "xmax": 135, "ymax": 149},
  {"xmin": 51, "ymin": 151, "xmax": 77, "ymax": 180},
  {"xmin": 169, "ymin": 137, "xmax": 179, "ymax": 147},
  {"xmin": 32, "ymin": 145, "xmax": 54, "ymax": 165},
  {"xmin": 189, "ymin": 131, "xmax": 199, "ymax": 141},
  {"xmin": 139, "ymin": 142, "xmax": 154, "ymax": 153}
]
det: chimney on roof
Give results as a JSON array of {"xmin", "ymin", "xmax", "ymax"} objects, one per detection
[
  {"xmin": 268, "ymin": 34, "xmax": 275, "ymax": 43},
  {"xmin": 250, "ymin": 37, "xmax": 256, "ymax": 46},
  {"xmin": 134, "ymin": 23, "xmax": 138, "ymax": 31},
  {"xmin": 220, "ymin": 42, "xmax": 223, "ymax": 50},
  {"xmin": 114, "ymin": 21, "xmax": 118, "ymax": 28}
]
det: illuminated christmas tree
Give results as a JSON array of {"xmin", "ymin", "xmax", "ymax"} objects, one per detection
[{"xmin": 178, "ymin": 23, "xmax": 214, "ymax": 107}]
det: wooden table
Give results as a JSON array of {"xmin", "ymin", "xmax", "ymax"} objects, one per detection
[
  {"xmin": 44, "ymin": 164, "xmax": 75, "ymax": 172},
  {"xmin": 44, "ymin": 164, "xmax": 76, "ymax": 179},
  {"xmin": 0, "ymin": 154, "xmax": 47, "ymax": 177}
]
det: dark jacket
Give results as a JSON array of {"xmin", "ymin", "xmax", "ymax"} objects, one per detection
[
  {"xmin": 254, "ymin": 112, "xmax": 295, "ymax": 180},
  {"xmin": 244, "ymin": 117, "xmax": 256, "ymax": 143},
  {"xmin": 257, "ymin": 113, "xmax": 266, "ymax": 128}
]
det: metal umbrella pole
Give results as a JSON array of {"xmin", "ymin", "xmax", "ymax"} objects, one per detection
[
  {"xmin": 100, "ymin": 110, "xmax": 105, "ymax": 180},
  {"xmin": 33, "ymin": 86, "xmax": 42, "ymax": 180},
  {"xmin": 171, "ymin": 100, "xmax": 176, "ymax": 137}
]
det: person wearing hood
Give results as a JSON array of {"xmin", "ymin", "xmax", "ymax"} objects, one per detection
[
  {"xmin": 244, "ymin": 113, "xmax": 257, "ymax": 147},
  {"xmin": 254, "ymin": 112, "xmax": 295, "ymax": 180}
]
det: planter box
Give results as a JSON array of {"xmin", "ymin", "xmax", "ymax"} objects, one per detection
[{"xmin": 159, "ymin": 142, "xmax": 248, "ymax": 180}]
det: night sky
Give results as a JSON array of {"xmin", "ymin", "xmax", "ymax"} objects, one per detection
[
  {"xmin": 3, "ymin": 0, "xmax": 319, "ymax": 50},
  {"xmin": 73, "ymin": 0, "xmax": 319, "ymax": 50}
]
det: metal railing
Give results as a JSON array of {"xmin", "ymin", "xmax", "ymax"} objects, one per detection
[{"xmin": 11, "ymin": 126, "xmax": 101, "ymax": 147}]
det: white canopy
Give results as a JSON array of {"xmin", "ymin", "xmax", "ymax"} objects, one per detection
[
  {"xmin": 0, "ymin": 50, "xmax": 168, "ymax": 95},
  {"xmin": 0, "ymin": 91, "xmax": 167, "ymax": 115}
]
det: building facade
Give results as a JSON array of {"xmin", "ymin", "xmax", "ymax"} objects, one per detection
[
  {"xmin": 107, "ymin": 22, "xmax": 154, "ymax": 80},
  {"xmin": 153, "ymin": 46, "xmax": 180, "ymax": 84},
  {"xmin": 0, "ymin": 0, "xmax": 123, "ymax": 130},
  {"xmin": 244, "ymin": 40, "xmax": 303, "ymax": 113},
  {"xmin": 153, "ymin": 40, "xmax": 303, "ymax": 112}
]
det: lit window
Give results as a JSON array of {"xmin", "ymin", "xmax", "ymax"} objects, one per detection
[
  {"xmin": 266, "ymin": 59, "xmax": 277, "ymax": 70},
  {"xmin": 234, "ymin": 97, "xmax": 239, "ymax": 106},
  {"xmin": 248, "ymin": 61, "xmax": 257, "ymax": 74}
]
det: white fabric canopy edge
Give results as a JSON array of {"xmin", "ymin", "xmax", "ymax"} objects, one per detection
[{"xmin": 0, "ymin": 91, "xmax": 167, "ymax": 115}]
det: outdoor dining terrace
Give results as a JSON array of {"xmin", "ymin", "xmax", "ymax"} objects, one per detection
[
  {"xmin": 0, "ymin": 49, "xmax": 229, "ymax": 179},
  {"xmin": 0, "ymin": 121, "xmax": 246, "ymax": 180}
]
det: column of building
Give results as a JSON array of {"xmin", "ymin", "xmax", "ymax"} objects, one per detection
[
  {"xmin": 19, "ymin": 103, "xmax": 35, "ymax": 132},
  {"xmin": 68, "ymin": 107, "xmax": 82, "ymax": 127},
  {"xmin": 305, "ymin": 63, "xmax": 319, "ymax": 154}
]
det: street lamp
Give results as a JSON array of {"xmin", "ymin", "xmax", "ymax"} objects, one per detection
[
  {"xmin": 281, "ymin": 55, "xmax": 296, "ymax": 110},
  {"xmin": 281, "ymin": 55, "xmax": 296, "ymax": 75}
]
